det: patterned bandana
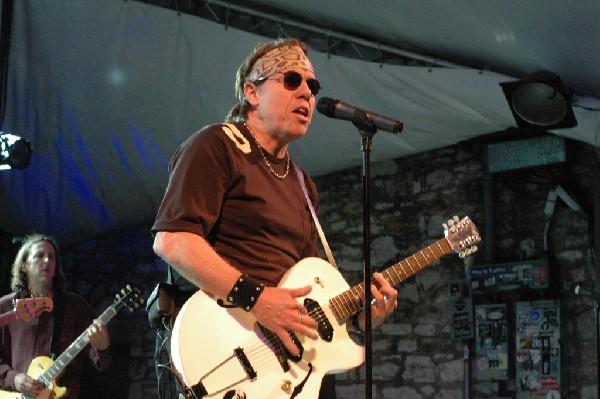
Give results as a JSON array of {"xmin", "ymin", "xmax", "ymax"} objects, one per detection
[{"xmin": 247, "ymin": 44, "xmax": 314, "ymax": 83}]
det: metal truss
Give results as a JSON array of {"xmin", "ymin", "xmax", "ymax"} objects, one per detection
[{"xmin": 132, "ymin": 0, "xmax": 462, "ymax": 68}]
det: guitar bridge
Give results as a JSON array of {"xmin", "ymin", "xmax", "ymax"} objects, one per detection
[
  {"xmin": 188, "ymin": 347, "xmax": 257, "ymax": 398},
  {"xmin": 234, "ymin": 347, "xmax": 257, "ymax": 380}
]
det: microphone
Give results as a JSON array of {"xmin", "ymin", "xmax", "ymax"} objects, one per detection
[
  {"xmin": 569, "ymin": 284, "xmax": 600, "ymax": 302},
  {"xmin": 316, "ymin": 97, "xmax": 403, "ymax": 134}
]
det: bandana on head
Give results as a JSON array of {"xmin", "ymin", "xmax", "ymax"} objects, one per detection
[{"xmin": 247, "ymin": 44, "xmax": 314, "ymax": 83}]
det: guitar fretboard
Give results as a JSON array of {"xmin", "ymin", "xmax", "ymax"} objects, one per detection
[
  {"xmin": 38, "ymin": 307, "xmax": 117, "ymax": 385},
  {"xmin": 329, "ymin": 236, "xmax": 452, "ymax": 321}
]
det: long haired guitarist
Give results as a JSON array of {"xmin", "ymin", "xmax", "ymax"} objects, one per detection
[{"xmin": 0, "ymin": 234, "xmax": 111, "ymax": 398}]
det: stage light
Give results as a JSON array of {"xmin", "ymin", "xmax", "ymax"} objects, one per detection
[
  {"xmin": 500, "ymin": 70, "xmax": 577, "ymax": 130},
  {"xmin": 0, "ymin": 132, "xmax": 33, "ymax": 170}
]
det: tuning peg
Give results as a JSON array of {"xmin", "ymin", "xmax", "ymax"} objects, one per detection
[
  {"xmin": 453, "ymin": 215, "xmax": 459, "ymax": 223},
  {"xmin": 458, "ymin": 246, "xmax": 479, "ymax": 258}
]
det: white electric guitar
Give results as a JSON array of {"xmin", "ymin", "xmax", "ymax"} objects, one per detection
[{"xmin": 172, "ymin": 216, "xmax": 480, "ymax": 399}]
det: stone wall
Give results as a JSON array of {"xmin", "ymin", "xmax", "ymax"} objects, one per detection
[
  {"xmin": 3, "ymin": 136, "xmax": 597, "ymax": 399},
  {"xmin": 312, "ymin": 137, "xmax": 598, "ymax": 399}
]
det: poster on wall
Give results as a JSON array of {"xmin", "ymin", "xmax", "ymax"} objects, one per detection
[
  {"xmin": 515, "ymin": 300, "xmax": 560, "ymax": 399},
  {"xmin": 474, "ymin": 303, "xmax": 508, "ymax": 381},
  {"xmin": 448, "ymin": 279, "xmax": 474, "ymax": 339}
]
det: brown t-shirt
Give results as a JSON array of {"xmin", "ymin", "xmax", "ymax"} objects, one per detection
[{"xmin": 152, "ymin": 123, "xmax": 320, "ymax": 289}]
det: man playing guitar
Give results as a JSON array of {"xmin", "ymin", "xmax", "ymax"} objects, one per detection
[
  {"xmin": 0, "ymin": 234, "xmax": 111, "ymax": 398},
  {"xmin": 151, "ymin": 38, "xmax": 398, "ymax": 399}
]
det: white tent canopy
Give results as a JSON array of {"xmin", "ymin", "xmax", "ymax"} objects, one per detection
[{"xmin": 1, "ymin": 0, "xmax": 599, "ymax": 245}]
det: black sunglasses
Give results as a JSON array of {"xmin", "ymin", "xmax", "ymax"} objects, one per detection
[{"xmin": 254, "ymin": 71, "xmax": 321, "ymax": 96}]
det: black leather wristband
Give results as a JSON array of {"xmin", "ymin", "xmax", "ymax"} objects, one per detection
[{"xmin": 227, "ymin": 274, "xmax": 264, "ymax": 312}]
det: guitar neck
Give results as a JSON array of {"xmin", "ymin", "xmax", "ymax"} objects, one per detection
[
  {"xmin": 39, "ymin": 306, "xmax": 117, "ymax": 383},
  {"xmin": 330, "ymin": 236, "xmax": 452, "ymax": 320}
]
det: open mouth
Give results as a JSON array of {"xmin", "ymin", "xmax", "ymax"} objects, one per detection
[{"xmin": 294, "ymin": 106, "xmax": 309, "ymax": 117}]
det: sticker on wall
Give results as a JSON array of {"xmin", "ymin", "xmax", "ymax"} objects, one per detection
[
  {"xmin": 448, "ymin": 279, "xmax": 474, "ymax": 340},
  {"xmin": 515, "ymin": 300, "xmax": 560, "ymax": 399},
  {"xmin": 474, "ymin": 303, "xmax": 508, "ymax": 381}
]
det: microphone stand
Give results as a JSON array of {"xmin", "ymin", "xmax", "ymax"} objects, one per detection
[{"xmin": 351, "ymin": 110, "xmax": 378, "ymax": 399}]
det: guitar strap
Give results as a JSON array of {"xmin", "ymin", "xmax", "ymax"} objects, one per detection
[
  {"xmin": 167, "ymin": 264, "xmax": 174, "ymax": 286},
  {"xmin": 49, "ymin": 292, "xmax": 64, "ymax": 360},
  {"xmin": 293, "ymin": 161, "xmax": 338, "ymax": 269}
]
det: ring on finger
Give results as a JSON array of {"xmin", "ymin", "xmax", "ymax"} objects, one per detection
[{"xmin": 299, "ymin": 314, "xmax": 303, "ymax": 323}]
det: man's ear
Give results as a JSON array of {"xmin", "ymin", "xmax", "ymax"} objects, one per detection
[{"xmin": 243, "ymin": 82, "xmax": 260, "ymax": 107}]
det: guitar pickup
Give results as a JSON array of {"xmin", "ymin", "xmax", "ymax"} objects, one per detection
[
  {"xmin": 256, "ymin": 323, "xmax": 306, "ymax": 371},
  {"xmin": 283, "ymin": 332, "xmax": 304, "ymax": 363},
  {"xmin": 257, "ymin": 324, "xmax": 290, "ymax": 372},
  {"xmin": 304, "ymin": 298, "xmax": 333, "ymax": 342}
]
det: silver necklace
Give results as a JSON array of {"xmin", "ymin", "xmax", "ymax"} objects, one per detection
[{"xmin": 244, "ymin": 123, "xmax": 291, "ymax": 179}]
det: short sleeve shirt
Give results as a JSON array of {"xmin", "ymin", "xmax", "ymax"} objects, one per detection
[{"xmin": 152, "ymin": 123, "xmax": 319, "ymax": 288}]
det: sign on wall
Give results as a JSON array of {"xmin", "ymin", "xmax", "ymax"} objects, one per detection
[
  {"xmin": 515, "ymin": 300, "xmax": 561, "ymax": 399},
  {"xmin": 471, "ymin": 260, "xmax": 549, "ymax": 294}
]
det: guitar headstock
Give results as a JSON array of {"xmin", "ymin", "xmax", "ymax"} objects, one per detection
[
  {"xmin": 15, "ymin": 297, "xmax": 54, "ymax": 322},
  {"xmin": 444, "ymin": 215, "xmax": 481, "ymax": 258},
  {"xmin": 114, "ymin": 284, "xmax": 145, "ymax": 312}
]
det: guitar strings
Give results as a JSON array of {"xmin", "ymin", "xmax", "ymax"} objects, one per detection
[
  {"xmin": 218, "ymin": 295, "xmax": 369, "ymax": 381},
  {"xmin": 327, "ymin": 240, "xmax": 449, "ymax": 321},
  {"xmin": 243, "ymin": 329, "xmax": 290, "ymax": 374}
]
